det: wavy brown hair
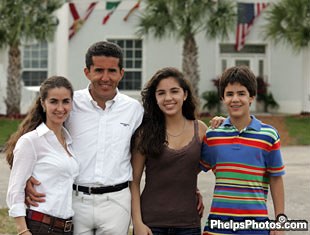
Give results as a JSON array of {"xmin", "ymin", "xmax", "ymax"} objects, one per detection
[
  {"xmin": 131, "ymin": 67, "xmax": 198, "ymax": 158},
  {"xmin": 219, "ymin": 65, "xmax": 257, "ymax": 98},
  {"xmin": 5, "ymin": 76, "xmax": 74, "ymax": 168}
]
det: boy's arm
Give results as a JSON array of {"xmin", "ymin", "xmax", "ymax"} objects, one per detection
[
  {"xmin": 270, "ymin": 175, "xmax": 285, "ymax": 235},
  {"xmin": 270, "ymin": 175, "xmax": 285, "ymax": 217}
]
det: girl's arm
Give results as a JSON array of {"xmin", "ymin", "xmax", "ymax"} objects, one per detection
[
  {"xmin": 130, "ymin": 148, "xmax": 152, "ymax": 235},
  {"xmin": 197, "ymin": 120, "xmax": 208, "ymax": 216},
  {"xmin": 15, "ymin": 217, "xmax": 31, "ymax": 235},
  {"xmin": 6, "ymin": 137, "xmax": 36, "ymax": 234}
]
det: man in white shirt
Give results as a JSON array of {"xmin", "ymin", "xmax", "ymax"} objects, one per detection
[{"xmin": 26, "ymin": 41, "xmax": 144, "ymax": 235}]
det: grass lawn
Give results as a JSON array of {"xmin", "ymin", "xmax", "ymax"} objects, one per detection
[
  {"xmin": 285, "ymin": 115, "xmax": 310, "ymax": 145},
  {"xmin": 0, "ymin": 115, "xmax": 309, "ymax": 147},
  {"xmin": 0, "ymin": 119, "xmax": 21, "ymax": 148},
  {"xmin": 0, "ymin": 208, "xmax": 16, "ymax": 234}
]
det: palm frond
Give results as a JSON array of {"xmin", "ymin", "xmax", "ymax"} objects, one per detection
[
  {"xmin": 0, "ymin": 0, "xmax": 63, "ymax": 47},
  {"xmin": 263, "ymin": 0, "xmax": 310, "ymax": 51},
  {"xmin": 136, "ymin": 0, "xmax": 235, "ymax": 40},
  {"xmin": 205, "ymin": 0, "xmax": 236, "ymax": 40}
]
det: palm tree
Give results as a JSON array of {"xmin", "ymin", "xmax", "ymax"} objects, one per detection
[
  {"xmin": 263, "ymin": 0, "xmax": 310, "ymax": 113},
  {"xmin": 0, "ymin": 0, "xmax": 64, "ymax": 116},
  {"xmin": 137, "ymin": 0, "xmax": 235, "ymax": 97}
]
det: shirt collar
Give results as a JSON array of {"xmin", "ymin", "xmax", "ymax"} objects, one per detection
[
  {"xmin": 223, "ymin": 115, "xmax": 261, "ymax": 131},
  {"xmin": 62, "ymin": 126, "xmax": 73, "ymax": 144},
  {"xmin": 36, "ymin": 122, "xmax": 50, "ymax": 136},
  {"xmin": 86, "ymin": 84, "xmax": 119, "ymax": 109},
  {"xmin": 85, "ymin": 83, "xmax": 94, "ymax": 102},
  {"xmin": 36, "ymin": 122, "xmax": 73, "ymax": 144}
]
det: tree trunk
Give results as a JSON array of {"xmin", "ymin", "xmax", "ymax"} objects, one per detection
[
  {"xmin": 5, "ymin": 45, "xmax": 21, "ymax": 116},
  {"xmin": 302, "ymin": 46, "xmax": 310, "ymax": 114},
  {"xmin": 182, "ymin": 34, "xmax": 200, "ymax": 99}
]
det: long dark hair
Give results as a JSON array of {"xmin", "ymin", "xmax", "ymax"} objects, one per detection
[
  {"xmin": 132, "ymin": 67, "xmax": 198, "ymax": 158},
  {"xmin": 5, "ymin": 76, "xmax": 74, "ymax": 168}
]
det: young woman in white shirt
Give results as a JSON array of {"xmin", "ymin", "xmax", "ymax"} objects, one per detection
[{"xmin": 5, "ymin": 76, "xmax": 79, "ymax": 235}]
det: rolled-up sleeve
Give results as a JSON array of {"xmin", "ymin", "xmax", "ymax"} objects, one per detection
[{"xmin": 6, "ymin": 137, "xmax": 37, "ymax": 217}]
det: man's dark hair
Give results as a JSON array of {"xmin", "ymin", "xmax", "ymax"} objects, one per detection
[{"xmin": 85, "ymin": 41, "xmax": 123, "ymax": 70}]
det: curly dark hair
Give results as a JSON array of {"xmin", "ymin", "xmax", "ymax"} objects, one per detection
[{"xmin": 132, "ymin": 67, "xmax": 198, "ymax": 158}]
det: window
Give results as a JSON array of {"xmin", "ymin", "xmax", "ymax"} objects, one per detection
[
  {"xmin": 108, "ymin": 39, "xmax": 142, "ymax": 90},
  {"xmin": 221, "ymin": 59, "xmax": 227, "ymax": 72},
  {"xmin": 22, "ymin": 41, "xmax": 48, "ymax": 86},
  {"xmin": 220, "ymin": 44, "xmax": 265, "ymax": 54},
  {"xmin": 259, "ymin": 59, "xmax": 264, "ymax": 77},
  {"xmin": 235, "ymin": 60, "xmax": 250, "ymax": 67},
  {"xmin": 219, "ymin": 44, "xmax": 267, "ymax": 77}
]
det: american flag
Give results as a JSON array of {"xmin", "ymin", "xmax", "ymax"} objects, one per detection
[{"xmin": 235, "ymin": 2, "xmax": 268, "ymax": 51}]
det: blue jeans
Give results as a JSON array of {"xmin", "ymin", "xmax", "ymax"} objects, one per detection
[{"xmin": 149, "ymin": 226, "xmax": 201, "ymax": 235}]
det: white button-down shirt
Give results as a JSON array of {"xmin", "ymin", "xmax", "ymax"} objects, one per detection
[
  {"xmin": 65, "ymin": 88, "xmax": 143, "ymax": 186},
  {"xmin": 7, "ymin": 123, "xmax": 79, "ymax": 219}
]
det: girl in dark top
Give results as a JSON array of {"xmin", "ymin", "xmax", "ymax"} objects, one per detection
[{"xmin": 130, "ymin": 67, "xmax": 208, "ymax": 235}]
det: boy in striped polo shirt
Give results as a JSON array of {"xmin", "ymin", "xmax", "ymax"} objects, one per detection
[{"xmin": 200, "ymin": 65, "xmax": 285, "ymax": 235}]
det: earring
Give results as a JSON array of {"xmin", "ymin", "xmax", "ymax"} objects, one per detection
[{"xmin": 43, "ymin": 107, "xmax": 46, "ymax": 112}]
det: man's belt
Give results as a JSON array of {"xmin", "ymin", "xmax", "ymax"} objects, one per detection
[{"xmin": 73, "ymin": 182, "xmax": 128, "ymax": 194}]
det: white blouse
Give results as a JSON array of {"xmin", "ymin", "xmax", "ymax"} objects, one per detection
[{"xmin": 6, "ymin": 123, "xmax": 79, "ymax": 219}]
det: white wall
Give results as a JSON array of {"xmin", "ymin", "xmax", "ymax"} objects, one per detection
[
  {"xmin": 0, "ymin": 0, "xmax": 307, "ymax": 115},
  {"xmin": 269, "ymin": 45, "xmax": 303, "ymax": 113}
]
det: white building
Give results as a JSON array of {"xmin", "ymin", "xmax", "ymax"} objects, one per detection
[{"xmin": 0, "ymin": 0, "xmax": 309, "ymax": 115}]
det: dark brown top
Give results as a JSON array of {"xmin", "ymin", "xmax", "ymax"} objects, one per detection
[{"xmin": 141, "ymin": 120, "xmax": 201, "ymax": 228}]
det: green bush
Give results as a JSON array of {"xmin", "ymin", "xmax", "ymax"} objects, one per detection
[
  {"xmin": 201, "ymin": 90, "xmax": 220, "ymax": 112},
  {"xmin": 256, "ymin": 76, "xmax": 279, "ymax": 112}
]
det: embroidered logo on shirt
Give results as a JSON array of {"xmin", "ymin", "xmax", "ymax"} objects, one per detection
[{"xmin": 120, "ymin": 122, "xmax": 130, "ymax": 127}]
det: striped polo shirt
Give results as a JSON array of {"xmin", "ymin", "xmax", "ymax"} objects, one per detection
[{"xmin": 200, "ymin": 115, "xmax": 285, "ymax": 234}]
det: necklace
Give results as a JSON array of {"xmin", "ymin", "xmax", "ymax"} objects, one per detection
[
  {"xmin": 166, "ymin": 118, "xmax": 186, "ymax": 137},
  {"xmin": 58, "ymin": 134, "xmax": 66, "ymax": 148}
]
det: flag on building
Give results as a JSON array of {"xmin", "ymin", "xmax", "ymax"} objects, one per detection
[
  {"xmin": 235, "ymin": 2, "xmax": 268, "ymax": 51},
  {"xmin": 102, "ymin": 1, "xmax": 121, "ymax": 24},
  {"xmin": 123, "ymin": 0, "xmax": 142, "ymax": 21},
  {"xmin": 69, "ymin": 2, "xmax": 98, "ymax": 40}
]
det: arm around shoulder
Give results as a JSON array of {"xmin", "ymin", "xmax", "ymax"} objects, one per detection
[{"xmin": 197, "ymin": 120, "xmax": 208, "ymax": 141}]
